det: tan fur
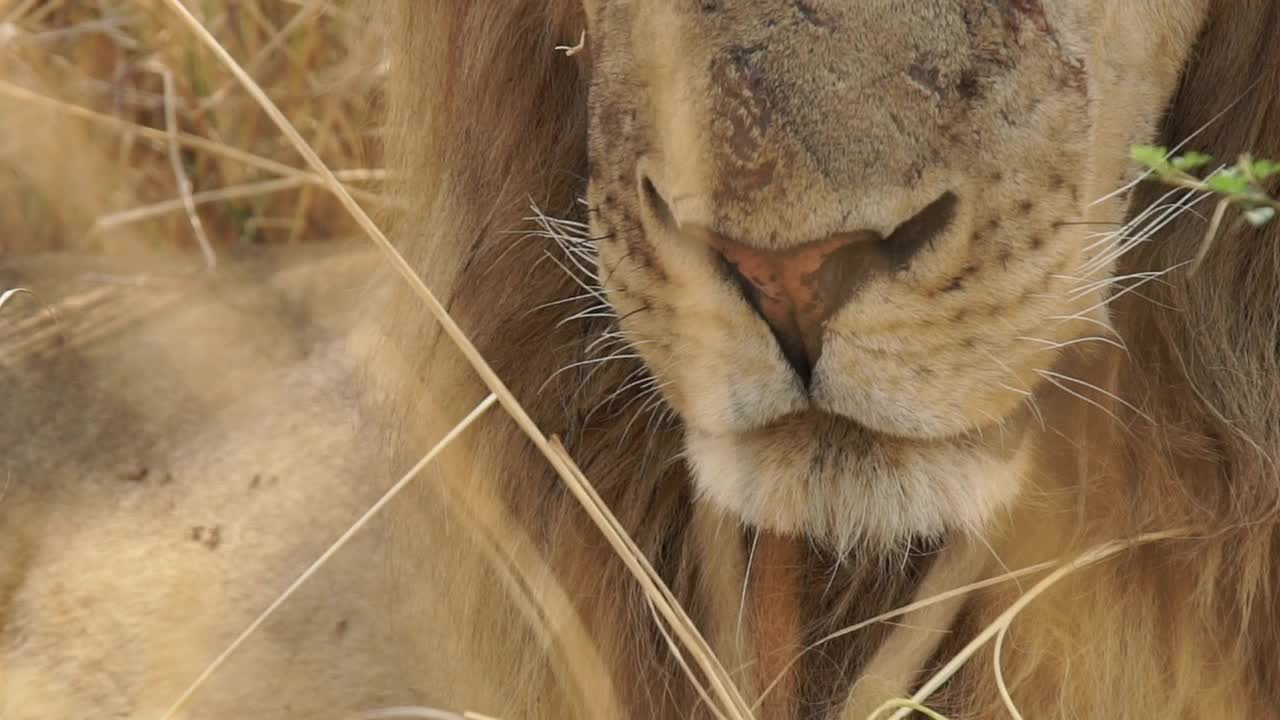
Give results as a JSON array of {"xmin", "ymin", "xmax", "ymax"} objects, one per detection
[{"xmin": 4, "ymin": 0, "xmax": 1279, "ymax": 718}]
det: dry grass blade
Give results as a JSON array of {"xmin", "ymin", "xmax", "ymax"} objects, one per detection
[
  {"xmin": 196, "ymin": 0, "xmax": 326, "ymax": 112},
  {"xmin": 91, "ymin": 170, "xmax": 385, "ymax": 233},
  {"xmin": 1191, "ymin": 197, "xmax": 1231, "ymax": 275},
  {"xmin": 0, "ymin": 80, "xmax": 388, "ymax": 207},
  {"xmin": 0, "ymin": 287, "xmax": 59, "ymax": 327},
  {"xmin": 877, "ymin": 529, "xmax": 1190, "ymax": 720},
  {"xmin": 151, "ymin": 62, "xmax": 215, "ymax": 269},
  {"xmin": 153, "ymin": 1, "xmax": 752, "ymax": 717},
  {"xmin": 867, "ymin": 700, "xmax": 951, "ymax": 720},
  {"xmin": 158, "ymin": 394, "xmax": 501, "ymax": 720},
  {"xmin": 355, "ymin": 708, "xmax": 501, "ymax": 720},
  {"xmin": 754, "ymin": 557, "xmax": 1059, "ymax": 713},
  {"xmin": 0, "ymin": 288, "xmax": 36, "ymax": 315},
  {"xmin": 430, "ymin": 449, "xmax": 625, "ymax": 718},
  {"xmin": 992, "ymin": 622, "xmax": 1024, "ymax": 720}
]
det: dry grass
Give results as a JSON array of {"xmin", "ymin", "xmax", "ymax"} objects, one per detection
[{"xmin": 0, "ymin": 0, "xmax": 385, "ymax": 257}]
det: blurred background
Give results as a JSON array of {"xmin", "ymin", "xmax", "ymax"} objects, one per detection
[{"xmin": 1, "ymin": 0, "xmax": 384, "ymax": 257}]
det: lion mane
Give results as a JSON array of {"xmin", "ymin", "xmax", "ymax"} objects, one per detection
[{"xmin": 377, "ymin": 1, "xmax": 1280, "ymax": 718}]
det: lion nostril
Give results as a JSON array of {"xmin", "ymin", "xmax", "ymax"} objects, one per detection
[
  {"xmin": 639, "ymin": 173, "xmax": 677, "ymax": 230},
  {"xmin": 882, "ymin": 191, "xmax": 958, "ymax": 269},
  {"xmin": 714, "ymin": 233, "xmax": 880, "ymax": 388},
  {"xmin": 719, "ymin": 255, "xmax": 816, "ymax": 385},
  {"xmin": 704, "ymin": 192, "xmax": 956, "ymax": 388}
]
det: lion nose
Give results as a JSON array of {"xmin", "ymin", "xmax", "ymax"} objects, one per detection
[{"xmin": 713, "ymin": 232, "xmax": 881, "ymax": 387}]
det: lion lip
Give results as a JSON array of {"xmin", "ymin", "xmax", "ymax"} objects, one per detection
[{"xmin": 691, "ymin": 404, "xmax": 1030, "ymax": 456}]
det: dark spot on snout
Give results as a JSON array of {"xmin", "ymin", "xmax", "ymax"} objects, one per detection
[
  {"xmin": 957, "ymin": 71, "xmax": 981, "ymax": 99},
  {"xmin": 909, "ymin": 63, "xmax": 947, "ymax": 97},
  {"xmin": 792, "ymin": 0, "xmax": 831, "ymax": 29},
  {"xmin": 1005, "ymin": 0, "xmax": 1051, "ymax": 34},
  {"xmin": 909, "ymin": 60, "xmax": 984, "ymax": 100}
]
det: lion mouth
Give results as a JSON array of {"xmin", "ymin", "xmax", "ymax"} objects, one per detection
[
  {"xmin": 701, "ymin": 402, "xmax": 1030, "ymax": 456},
  {"xmin": 682, "ymin": 401, "xmax": 1032, "ymax": 549}
]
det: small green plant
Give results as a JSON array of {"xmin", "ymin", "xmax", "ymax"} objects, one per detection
[{"xmin": 1132, "ymin": 145, "xmax": 1280, "ymax": 271}]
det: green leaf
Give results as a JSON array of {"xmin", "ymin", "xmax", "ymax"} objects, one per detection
[
  {"xmin": 1172, "ymin": 152, "xmax": 1213, "ymax": 172},
  {"xmin": 1131, "ymin": 145, "xmax": 1171, "ymax": 171},
  {"xmin": 1244, "ymin": 206, "xmax": 1277, "ymax": 227},
  {"xmin": 1252, "ymin": 159, "xmax": 1280, "ymax": 180},
  {"xmin": 1206, "ymin": 171, "xmax": 1251, "ymax": 196}
]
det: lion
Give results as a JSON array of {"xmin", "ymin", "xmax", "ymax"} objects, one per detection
[{"xmin": 3, "ymin": 0, "xmax": 1279, "ymax": 718}]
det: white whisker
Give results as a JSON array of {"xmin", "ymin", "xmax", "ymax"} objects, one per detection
[
  {"xmin": 539, "ymin": 353, "xmax": 644, "ymax": 394},
  {"xmin": 1078, "ymin": 187, "xmax": 1209, "ymax": 276},
  {"xmin": 1036, "ymin": 368, "xmax": 1150, "ymax": 426},
  {"xmin": 1047, "ymin": 313, "xmax": 1115, "ymax": 333},
  {"xmin": 1017, "ymin": 334, "xmax": 1128, "ymax": 353},
  {"xmin": 1069, "ymin": 260, "xmax": 1193, "ymax": 318}
]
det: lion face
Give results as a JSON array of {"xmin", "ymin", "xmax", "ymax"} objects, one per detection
[{"xmin": 582, "ymin": 0, "xmax": 1207, "ymax": 550}]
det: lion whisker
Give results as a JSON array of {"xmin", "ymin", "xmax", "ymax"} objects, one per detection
[
  {"xmin": 590, "ymin": 369, "xmax": 665, "ymax": 422},
  {"xmin": 599, "ymin": 366, "xmax": 661, "ymax": 409},
  {"xmin": 539, "ymin": 352, "xmax": 644, "ymax": 394},
  {"xmin": 1064, "ymin": 259, "xmax": 1192, "ymax": 320},
  {"xmin": 541, "ymin": 251, "xmax": 609, "ymax": 303},
  {"xmin": 1046, "ymin": 312, "xmax": 1114, "ymax": 333},
  {"xmin": 1078, "ymin": 188, "xmax": 1209, "ymax": 275},
  {"xmin": 1036, "ymin": 368, "xmax": 1151, "ymax": 425},
  {"xmin": 1080, "ymin": 185, "xmax": 1189, "ymax": 250},
  {"xmin": 1023, "ymin": 396, "xmax": 1048, "ymax": 431},
  {"xmin": 582, "ymin": 372, "xmax": 659, "ymax": 427},
  {"xmin": 552, "ymin": 245, "xmax": 602, "ymax": 287},
  {"xmin": 556, "ymin": 305, "xmax": 620, "ymax": 328},
  {"xmin": 1067, "ymin": 268, "xmax": 1181, "ymax": 299},
  {"xmin": 1016, "ymin": 334, "xmax": 1128, "ymax": 354},
  {"xmin": 1079, "ymin": 186, "xmax": 1205, "ymax": 271},
  {"xmin": 620, "ymin": 383, "xmax": 675, "ymax": 445},
  {"xmin": 531, "ymin": 292, "xmax": 605, "ymax": 314},
  {"xmin": 976, "ymin": 347, "xmax": 1050, "ymax": 430},
  {"xmin": 585, "ymin": 330, "xmax": 641, "ymax": 357}
]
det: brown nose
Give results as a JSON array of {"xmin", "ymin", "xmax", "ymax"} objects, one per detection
[
  {"xmin": 706, "ymin": 193, "xmax": 959, "ymax": 385},
  {"xmin": 712, "ymin": 232, "xmax": 883, "ymax": 386}
]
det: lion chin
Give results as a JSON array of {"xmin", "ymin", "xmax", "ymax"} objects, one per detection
[{"xmin": 685, "ymin": 410, "xmax": 1029, "ymax": 551}]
